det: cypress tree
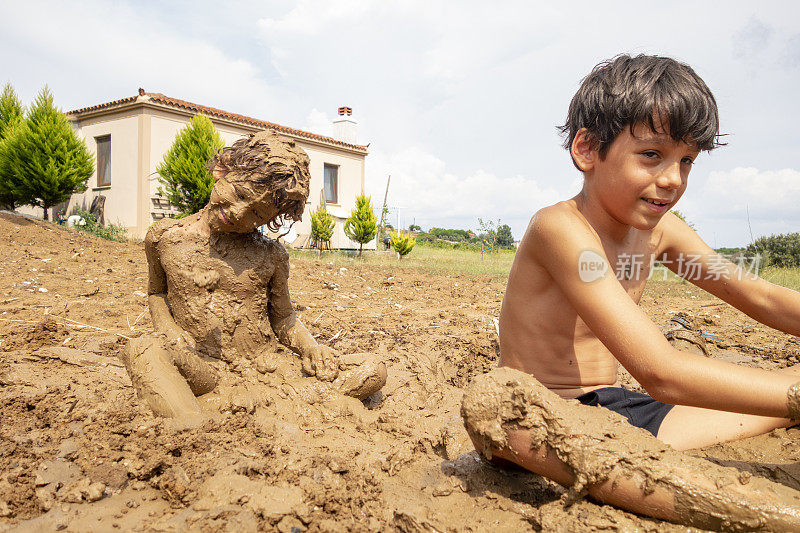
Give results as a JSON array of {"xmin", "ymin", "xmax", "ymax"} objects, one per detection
[
  {"xmin": 343, "ymin": 193, "xmax": 377, "ymax": 257},
  {"xmin": 0, "ymin": 83, "xmax": 24, "ymax": 140},
  {"xmin": 157, "ymin": 114, "xmax": 224, "ymax": 216},
  {"xmin": 390, "ymin": 230, "xmax": 415, "ymax": 259},
  {"xmin": 0, "ymin": 83, "xmax": 27, "ymax": 209},
  {"xmin": 310, "ymin": 199, "xmax": 335, "ymax": 250},
  {"xmin": 0, "ymin": 87, "xmax": 93, "ymax": 219},
  {"xmin": 0, "ymin": 117, "xmax": 26, "ymax": 209}
]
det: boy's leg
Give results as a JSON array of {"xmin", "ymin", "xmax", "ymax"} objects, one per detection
[
  {"xmin": 462, "ymin": 367, "xmax": 800, "ymax": 530},
  {"xmin": 657, "ymin": 365, "xmax": 800, "ymax": 450}
]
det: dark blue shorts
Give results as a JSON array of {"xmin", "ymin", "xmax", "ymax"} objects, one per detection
[{"xmin": 575, "ymin": 387, "xmax": 674, "ymax": 437}]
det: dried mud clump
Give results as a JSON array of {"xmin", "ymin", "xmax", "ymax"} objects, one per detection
[{"xmin": 4, "ymin": 317, "xmax": 68, "ymax": 351}]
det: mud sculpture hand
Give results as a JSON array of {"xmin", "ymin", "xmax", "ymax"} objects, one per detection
[{"xmin": 302, "ymin": 344, "xmax": 340, "ymax": 382}]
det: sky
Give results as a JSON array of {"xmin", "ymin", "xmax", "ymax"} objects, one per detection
[{"xmin": 2, "ymin": 0, "xmax": 799, "ymax": 247}]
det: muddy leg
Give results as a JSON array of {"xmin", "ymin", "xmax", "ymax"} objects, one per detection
[
  {"xmin": 122, "ymin": 335, "xmax": 205, "ymax": 427},
  {"xmin": 332, "ymin": 353, "xmax": 387, "ymax": 400},
  {"xmin": 461, "ymin": 367, "xmax": 800, "ymax": 531}
]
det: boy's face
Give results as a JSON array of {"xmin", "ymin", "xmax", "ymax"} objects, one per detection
[
  {"xmin": 207, "ymin": 168, "xmax": 281, "ymax": 234},
  {"xmin": 581, "ymin": 121, "xmax": 700, "ymax": 231}
]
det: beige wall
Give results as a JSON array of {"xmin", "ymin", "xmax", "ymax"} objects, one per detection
[{"xmin": 26, "ymin": 101, "xmax": 369, "ymax": 247}]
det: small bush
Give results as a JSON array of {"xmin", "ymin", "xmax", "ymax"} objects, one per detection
[
  {"xmin": 310, "ymin": 201, "xmax": 335, "ymax": 250},
  {"xmin": 745, "ymin": 233, "xmax": 800, "ymax": 268},
  {"xmin": 71, "ymin": 207, "xmax": 127, "ymax": 242},
  {"xmin": 391, "ymin": 231, "xmax": 415, "ymax": 258}
]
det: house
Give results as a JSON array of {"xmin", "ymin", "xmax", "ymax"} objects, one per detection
[{"xmin": 42, "ymin": 89, "xmax": 374, "ymax": 249}]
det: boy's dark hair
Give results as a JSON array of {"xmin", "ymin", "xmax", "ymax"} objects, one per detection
[{"xmin": 559, "ymin": 54, "xmax": 723, "ymax": 170}]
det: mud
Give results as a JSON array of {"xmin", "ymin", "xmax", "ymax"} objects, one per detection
[
  {"xmin": 462, "ymin": 367, "xmax": 800, "ymax": 530},
  {"xmin": 787, "ymin": 382, "xmax": 800, "ymax": 420},
  {"xmin": 3, "ymin": 210, "xmax": 800, "ymax": 532}
]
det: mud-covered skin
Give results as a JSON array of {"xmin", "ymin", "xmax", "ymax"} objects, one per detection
[
  {"xmin": 462, "ymin": 367, "xmax": 800, "ymax": 531},
  {"xmin": 787, "ymin": 382, "xmax": 800, "ymax": 420},
  {"xmin": 123, "ymin": 131, "xmax": 386, "ymax": 424}
]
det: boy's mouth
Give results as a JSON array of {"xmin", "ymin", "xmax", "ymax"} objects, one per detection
[
  {"xmin": 220, "ymin": 209, "xmax": 233, "ymax": 225},
  {"xmin": 641, "ymin": 197, "xmax": 671, "ymax": 212}
]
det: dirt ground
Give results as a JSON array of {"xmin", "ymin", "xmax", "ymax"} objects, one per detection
[{"xmin": 2, "ymin": 210, "xmax": 800, "ymax": 532}]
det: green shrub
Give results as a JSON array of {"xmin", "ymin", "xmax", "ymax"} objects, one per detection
[
  {"xmin": 0, "ymin": 87, "xmax": 93, "ymax": 219},
  {"xmin": 391, "ymin": 231, "xmax": 415, "ymax": 258},
  {"xmin": 310, "ymin": 200, "xmax": 335, "ymax": 249},
  {"xmin": 71, "ymin": 207, "xmax": 127, "ymax": 242},
  {"xmin": 745, "ymin": 233, "xmax": 800, "ymax": 268},
  {"xmin": 157, "ymin": 114, "xmax": 224, "ymax": 216},
  {"xmin": 344, "ymin": 193, "xmax": 377, "ymax": 257}
]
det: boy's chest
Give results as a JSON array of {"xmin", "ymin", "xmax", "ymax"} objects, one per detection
[{"xmin": 603, "ymin": 237, "xmax": 658, "ymax": 302}]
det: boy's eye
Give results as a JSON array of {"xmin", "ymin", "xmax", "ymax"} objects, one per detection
[
  {"xmin": 681, "ymin": 157, "xmax": 695, "ymax": 166},
  {"xmin": 641, "ymin": 151, "xmax": 659, "ymax": 159}
]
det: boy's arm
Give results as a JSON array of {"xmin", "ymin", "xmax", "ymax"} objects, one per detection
[
  {"xmin": 531, "ymin": 207, "xmax": 800, "ymax": 419},
  {"xmin": 657, "ymin": 212, "xmax": 800, "ymax": 337},
  {"xmin": 267, "ymin": 244, "xmax": 338, "ymax": 381}
]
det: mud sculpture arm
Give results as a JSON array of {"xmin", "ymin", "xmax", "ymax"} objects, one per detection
[
  {"xmin": 531, "ymin": 207, "xmax": 800, "ymax": 418},
  {"xmin": 144, "ymin": 228, "xmax": 193, "ymax": 345},
  {"xmin": 267, "ymin": 245, "xmax": 338, "ymax": 381}
]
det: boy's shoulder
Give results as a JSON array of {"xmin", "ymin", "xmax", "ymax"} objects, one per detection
[{"xmin": 525, "ymin": 200, "xmax": 599, "ymax": 250}]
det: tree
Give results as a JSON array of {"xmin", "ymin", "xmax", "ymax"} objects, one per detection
[
  {"xmin": 344, "ymin": 193, "xmax": 377, "ymax": 257},
  {"xmin": 0, "ymin": 83, "xmax": 24, "ymax": 140},
  {"xmin": 391, "ymin": 230, "xmax": 415, "ymax": 259},
  {"xmin": 310, "ymin": 199, "xmax": 335, "ymax": 251},
  {"xmin": 745, "ymin": 233, "xmax": 800, "ymax": 268},
  {"xmin": 157, "ymin": 114, "xmax": 224, "ymax": 216},
  {"xmin": 0, "ymin": 117, "xmax": 26, "ymax": 209},
  {"xmin": 408, "ymin": 223, "xmax": 421, "ymax": 232},
  {"xmin": 0, "ymin": 87, "xmax": 93, "ymax": 219},
  {"xmin": 495, "ymin": 224, "xmax": 514, "ymax": 248}
]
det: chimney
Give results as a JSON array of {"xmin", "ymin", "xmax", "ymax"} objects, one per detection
[{"xmin": 332, "ymin": 106, "xmax": 357, "ymax": 144}]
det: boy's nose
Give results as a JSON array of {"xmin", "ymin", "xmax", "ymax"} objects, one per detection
[{"xmin": 657, "ymin": 164, "xmax": 683, "ymax": 190}]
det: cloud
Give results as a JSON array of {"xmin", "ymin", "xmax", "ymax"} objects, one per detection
[
  {"xmin": 699, "ymin": 167, "xmax": 800, "ymax": 219},
  {"xmin": 0, "ymin": 1, "xmax": 287, "ymax": 123},
  {"xmin": 679, "ymin": 167, "xmax": 800, "ymax": 245},
  {"xmin": 732, "ymin": 17, "xmax": 774, "ymax": 60},
  {"xmin": 366, "ymin": 146, "xmax": 561, "ymax": 237},
  {"xmin": 304, "ymin": 108, "xmax": 333, "ymax": 136}
]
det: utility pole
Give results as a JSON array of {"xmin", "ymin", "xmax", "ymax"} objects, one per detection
[{"xmin": 378, "ymin": 174, "xmax": 391, "ymax": 245}]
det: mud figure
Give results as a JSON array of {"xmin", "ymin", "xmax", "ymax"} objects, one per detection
[{"xmin": 122, "ymin": 130, "xmax": 386, "ymax": 426}]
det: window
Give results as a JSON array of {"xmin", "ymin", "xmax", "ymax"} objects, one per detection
[
  {"xmin": 324, "ymin": 164, "xmax": 338, "ymax": 204},
  {"xmin": 96, "ymin": 135, "xmax": 111, "ymax": 187}
]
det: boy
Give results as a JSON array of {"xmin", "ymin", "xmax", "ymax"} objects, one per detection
[
  {"xmin": 122, "ymin": 131, "xmax": 386, "ymax": 427},
  {"xmin": 461, "ymin": 55, "xmax": 800, "ymax": 529}
]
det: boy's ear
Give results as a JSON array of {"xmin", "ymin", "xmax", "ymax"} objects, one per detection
[{"xmin": 571, "ymin": 128, "xmax": 596, "ymax": 172}]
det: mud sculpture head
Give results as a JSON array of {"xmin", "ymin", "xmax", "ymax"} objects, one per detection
[{"xmin": 206, "ymin": 130, "xmax": 311, "ymax": 233}]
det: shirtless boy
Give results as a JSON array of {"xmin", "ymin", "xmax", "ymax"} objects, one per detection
[
  {"xmin": 461, "ymin": 55, "xmax": 800, "ymax": 529},
  {"xmin": 123, "ymin": 131, "xmax": 386, "ymax": 427}
]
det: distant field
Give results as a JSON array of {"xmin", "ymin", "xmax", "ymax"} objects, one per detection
[
  {"xmin": 289, "ymin": 244, "xmax": 517, "ymax": 279},
  {"xmin": 290, "ymin": 245, "xmax": 800, "ymax": 291}
]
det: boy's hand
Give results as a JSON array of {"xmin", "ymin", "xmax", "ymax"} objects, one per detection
[{"xmin": 302, "ymin": 345, "xmax": 340, "ymax": 382}]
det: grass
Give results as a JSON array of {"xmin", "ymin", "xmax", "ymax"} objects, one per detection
[
  {"xmin": 289, "ymin": 245, "xmax": 800, "ymax": 292},
  {"xmin": 289, "ymin": 243, "xmax": 516, "ymax": 279},
  {"xmin": 761, "ymin": 267, "xmax": 800, "ymax": 292},
  {"xmin": 70, "ymin": 207, "xmax": 128, "ymax": 242}
]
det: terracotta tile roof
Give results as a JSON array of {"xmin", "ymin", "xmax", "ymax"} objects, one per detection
[{"xmin": 67, "ymin": 91, "xmax": 368, "ymax": 153}]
